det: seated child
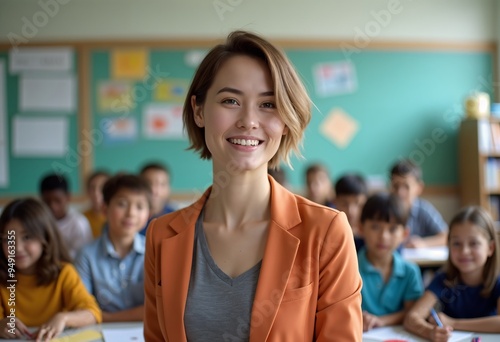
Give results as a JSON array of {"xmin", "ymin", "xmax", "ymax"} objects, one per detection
[
  {"xmin": 139, "ymin": 162, "xmax": 175, "ymax": 236},
  {"xmin": 333, "ymin": 173, "xmax": 368, "ymax": 251},
  {"xmin": 359, "ymin": 193, "xmax": 423, "ymax": 331},
  {"xmin": 0, "ymin": 198, "xmax": 101, "ymax": 341},
  {"xmin": 389, "ymin": 159, "xmax": 447, "ymax": 248},
  {"xmin": 75, "ymin": 174, "xmax": 151, "ymax": 322},
  {"xmin": 40, "ymin": 173, "xmax": 93, "ymax": 258},
  {"xmin": 305, "ymin": 163, "xmax": 334, "ymax": 207},
  {"xmin": 82, "ymin": 170, "xmax": 110, "ymax": 238},
  {"xmin": 404, "ymin": 206, "xmax": 500, "ymax": 341}
]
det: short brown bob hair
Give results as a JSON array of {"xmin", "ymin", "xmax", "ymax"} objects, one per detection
[{"xmin": 183, "ymin": 30, "xmax": 311, "ymax": 169}]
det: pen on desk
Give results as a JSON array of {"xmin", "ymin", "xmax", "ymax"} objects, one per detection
[{"xmin": 430, "ymin": 308, "xmax": 443, "ymax": 327}]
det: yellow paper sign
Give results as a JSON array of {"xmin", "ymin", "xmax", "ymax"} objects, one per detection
[{"xmin": 112, "ymin": 49, "xmax": 148, "ymax": 79}]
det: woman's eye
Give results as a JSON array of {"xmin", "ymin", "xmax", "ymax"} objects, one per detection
[
  {"xmin": 221, "ymin": 99, "xmax": 238, "ymax": 105},
  {"xmin": 261, "ymin": 102, "xmax": 276, "ymax": 109}
]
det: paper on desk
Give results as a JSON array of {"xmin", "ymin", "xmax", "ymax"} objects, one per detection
[
  {"xmin": 102, "ymin": 326, "xmax": 144, "ymax": 342},
  {"xmin": 363, "ymin": 326, "xmax": 472, "ymax": 342},
  {"xmin": 402, "ymin": 246, "xmax": 448, "ymax": 261},
  {"xmin": 51, "ymin": 329, "xmax": 102, "ymax": 342}
]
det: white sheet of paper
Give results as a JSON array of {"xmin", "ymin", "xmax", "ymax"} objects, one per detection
[
  {"xmin": 13, "ymin": 116, "xmax": 68, "ymax": 157},
  {"xmin": 363, "ymin": 326, "xmax": 472, "ymax": 342},
  {"xmin": 402, "ymin": 246, "xmax": 449, "ymax": 262},
  {"xmin": 0, "ymin": 59, "xmax": 8, "ymax": 187},
  {"xmin": 20, "ymin": 75, "xmax": 76, "ymax": 112},
  {"xmin": 9, "ymin": 47, "xmax": 73, "ymax": 73},
  {"xmin": 102, "ymin": 326, "xmax": 144, "ymax": 342}
]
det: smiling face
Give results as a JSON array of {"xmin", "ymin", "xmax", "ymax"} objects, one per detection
[
  {"xmin": 449, "ymin": 221, "xmax": 495, "ymax": 280},
  {"xmin": 360, "ymin": 219, "xmax": 408, "ymax": 259},
  {"xmin": 191, "ymin": 55, "xmax": 287, "ymax": 174},
  {"xmin": 105, "ymin": 189, "xmax": 150, "ymax": 239},
  {"xmin": 2, "ymin": 219, "xmax": 43, "ymax": 275}
]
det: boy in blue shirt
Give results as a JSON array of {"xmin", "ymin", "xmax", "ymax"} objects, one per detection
[
  {"xmin": 390, "ymin": 159, "xmax": 447, "ymax": 248},
  {"xmin": 75, "ymin": 174, "xmax": 151, "ymax": 322},
  {"xmin": 358, "ymin": 193, "xmax": 423, "ymax": 331}
]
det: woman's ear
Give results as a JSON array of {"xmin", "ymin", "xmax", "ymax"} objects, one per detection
[
  {"xmin": 282, "ymin": 125, "xmax": 289, "ymax": 135},
  {"xmin": 191, "ymin": 95, "xmax": 204, "ymax": 128},
  {"xmin": 488, "ymin": 240, "xmax": 495, "ymax": 257}
]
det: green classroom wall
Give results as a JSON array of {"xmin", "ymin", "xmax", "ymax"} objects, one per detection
[
  {"xmin": 0, "ymin": 47, "xmax": 494, "ymax": 197},
  {"xmin": 0, "ymin": 51, "xmax": 81, "ymax": 197}
]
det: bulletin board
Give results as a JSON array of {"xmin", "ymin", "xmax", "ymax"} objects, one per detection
[
  {"xmin": 0, "ymin": 40, "xmax": 495, "ymax": 200},
  {"xmin": 0, "ymin": 48, "xmax": 81, "ymax": 197},
  {"xmin": 89, "ymin": 44, "xmax": 494, "ymax": 191}
]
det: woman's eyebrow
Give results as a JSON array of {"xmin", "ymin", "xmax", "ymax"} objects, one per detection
[{"xmin": 216, "ymin": 87, "xmax": 274, "ymax": 97}]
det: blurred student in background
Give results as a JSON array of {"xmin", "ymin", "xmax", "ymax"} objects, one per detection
[
  {"xmin": 389, "ymin": 160, "xmax": 447, "ymax": 248},
  {"xmin": 0, "ymin": 198, "xmax": 101, "ymax": 341},
  {"xmin": 139, "ymin": 162, "xmax": 175, "ymax": 236},
  {"xmin": 305, "ymin": 163, "xmax": 334, "ymax": 208},
  {"xmin": 75, "ymin": 174, "xmax": 151, "ymax": 322},
  {"xmin": 39, "ymin": 173, "xmax": 92, "ymax": 258},
  {"xmin": 82, "ymin": 170, "xmax": 110, "ymax": 238},
  {"xmin": 333, "ymin": 173, "xmax": 368, "ymax": 239},
  {"xmin": 358, "ymin": 193, "xmax": 423, "ymax": 331}
]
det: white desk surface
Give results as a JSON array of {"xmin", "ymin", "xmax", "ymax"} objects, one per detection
[
  {"xmin": 402, "ymin": 246, "xmax": 449, "ymax": 267},
  {"xmin": 0, "ymin": 322, "xmax": 142, "ymax": 342},
  {"xmin": 363, "ymin": 325, "xmax": 500, "ymax": 342},
  {"xmin": 2, "ymin": 322, "xmax": 499, "ymax": 341}
]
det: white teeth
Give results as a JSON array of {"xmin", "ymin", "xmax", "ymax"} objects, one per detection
[{"xmin": 229, "ymin": 139, "xmax": 259, "ymax": 146}]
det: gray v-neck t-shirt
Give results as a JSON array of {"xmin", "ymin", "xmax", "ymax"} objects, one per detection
[{"xmin": 184, "ymin": 211, "xmax": 262, "ymax": 342}]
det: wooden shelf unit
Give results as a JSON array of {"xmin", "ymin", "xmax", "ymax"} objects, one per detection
[{"xmin": 459, "ymin": 117, "xmax": 500, "ymax": 220}]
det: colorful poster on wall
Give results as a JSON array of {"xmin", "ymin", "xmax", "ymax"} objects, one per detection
[
  {"xmin": 101, "ymin": 117, "xmax": 138, "ymax": 145},
  {"xmin": 320, "ymin": 108, "xmax": 359, "ymax": 149},
  {"xmin": 98, "ymin": 81, "xmax": 134, "ymax": 113},
  {"xmin": 154, "ymin": 79, "xmax": 189, "ymax": 103},
  {"xmin": 314, "ymin": 61, "xmax": 357, "ymax": 97},
  {"xmin": 112, "ymin": 49, "xmax": 148, "ymax": 79},
  {"xmin": 143, "ymin": 104, "xmax": 184, "ymax": 139}
]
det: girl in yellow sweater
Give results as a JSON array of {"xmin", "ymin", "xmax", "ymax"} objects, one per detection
[{"xmin": 0, "ymin": 198, "xmax": 102, "ymax": 341}]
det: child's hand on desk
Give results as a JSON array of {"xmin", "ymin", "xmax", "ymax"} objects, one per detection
[
  {"xmin": 405, "ymin": 235, "xmax": 425, "ymax": 249},
  {"xmin": 0, "ymin": 317, "xmax": 32, "ymax": 339},
  {"xmin": 362, "ymin": 311, "xmax": 382, "ymax": 331},
  {"xmin": 429, "ymin": 325, "xmax": 452, "ymax": 342},
  {"xmin": 35, "ymin": 313, "xmax": 67, "ymax": 342}
]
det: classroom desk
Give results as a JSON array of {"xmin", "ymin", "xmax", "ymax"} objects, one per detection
[
  {"xmin": 401, "ymin": 246, "xmax": 448, "ymax": 268},
  {"xmin": 363, "ymin": 325, "xmax": 500, "ymax": 342},
  {"xmin": 0, "ymin": 322, "xmax": 143, "ymax": 342}
]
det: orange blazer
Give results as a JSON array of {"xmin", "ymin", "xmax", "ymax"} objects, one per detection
[{"xmin": 144, "ymin": 177, "xmax": 363, "ymax": 341}]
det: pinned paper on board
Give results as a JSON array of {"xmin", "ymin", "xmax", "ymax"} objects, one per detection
[
  {"xmin": 112, "ymin": 49, "xmax": 148, "ymax": 79},
  {"xmin": 13, "ymin": 116, "xmax": 68, "ymax": 157},
  {"xmin": 98, "ymin": 81, "xmax": 134, "ymax": 113},
  {"xmin": 9, "ymin": 47, "xmax": 73, "ymax": 73},
  {"xmin": 20, "ymin": 75, "xmax": 76, "ymax": 112},
  {"xmin": 314, "ymin": 61, "xmax": 357, "ymax": 97},
  {"xmin": 101, "ymin": 117, "xmax": 138, "ymax": 145},
  {"xmin": 185, "ymin": 50, "xmax": 207, "ymax": 67},
  {"xmin": 144, "ymin": 104, "xmax": 184, "ymax": 139},
  {"xmin": 154, "ymin": 79, "xmax": 189, "ymax": 102},
  {"xmin": 320, "ymin": 108, "xmax": 359, "ymax": 148}
]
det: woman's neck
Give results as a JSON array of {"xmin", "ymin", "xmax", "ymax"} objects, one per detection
[{"xmin": 205, "ymin": 168, "xmax": 271, "ymax": 230}]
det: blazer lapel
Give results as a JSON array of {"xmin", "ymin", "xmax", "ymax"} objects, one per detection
[
  {"xmin": 249, "ymin": 177, "xmax": 302, "ymax": 342},
  {"xmin": 160, "ymin": 189, "xmax": 210, "ymax": 342}
]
